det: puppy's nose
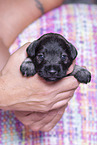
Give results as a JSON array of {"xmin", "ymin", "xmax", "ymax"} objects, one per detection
[{"xmin": 48, "ymin": 69, "xmax": 57, "ymax": 75}]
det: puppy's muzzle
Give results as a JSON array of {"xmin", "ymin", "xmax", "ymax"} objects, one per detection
[{"xmin": 44, "ymin": 65, "xmax": 61, "ymax": 76}]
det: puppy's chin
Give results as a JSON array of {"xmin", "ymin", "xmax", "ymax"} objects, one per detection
[
  {"xmin": 37, "ymin": 72, "xmax": 62, "ymax": 81},
  {"xmin": 37, "ymin": 70, "xmax": 68, "ymax": 82},
  {"xmin": 43, "ymin": 77, "xmax": 60, "ymax": 82}
]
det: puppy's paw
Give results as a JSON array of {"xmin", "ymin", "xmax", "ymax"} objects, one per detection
[
  {"xmin": 20, "ymin": 58, "xmax": 36, "ymax": 77},
  {"xmin": 74, "ymin": 69, "xmax": 91, "ymax": 84}
]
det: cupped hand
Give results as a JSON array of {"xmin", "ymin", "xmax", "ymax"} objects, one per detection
[
  {"xmin": 14, "ymin": 104, "xmax": 68, "ymax": 132},
  {"xmin": 0, "ymin": 43, "xmax": 79, "ymax": 112}
]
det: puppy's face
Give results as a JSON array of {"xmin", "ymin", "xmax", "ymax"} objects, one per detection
[
  {"xmin": 35, "ymin": 42, "xmax": 71, "ymax": 81},
  {"xmin": 27, "ymin": 33, "xmax": 77, "ymax": 81}
]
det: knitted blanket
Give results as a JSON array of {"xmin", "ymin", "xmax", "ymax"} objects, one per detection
[{"xmin": 0, "ymin": 4, "xmax": 97, "ymax": 145}]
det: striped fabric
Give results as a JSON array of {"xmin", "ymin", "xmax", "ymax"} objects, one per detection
[{"xmin": 1, "ymin": 4, "xmax": 97, "ymax": 145}]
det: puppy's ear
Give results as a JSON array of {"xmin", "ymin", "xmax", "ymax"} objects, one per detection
[
  {"xmin": 26, "ymin": 40, "xmax": 38, "ymax": 58},
  {"xmin": 68, "ymin": 43, "xmax": 78, "ymax": 60}
]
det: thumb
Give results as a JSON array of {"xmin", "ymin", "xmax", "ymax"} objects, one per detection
[{"xmin": 66, "ymin": 59, "xmax": 76, "ymax": 75}]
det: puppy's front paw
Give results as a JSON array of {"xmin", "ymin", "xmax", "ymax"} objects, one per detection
[
  {"xmin": 20, "ymin": 58, "xmax": 36, "ymax": 77},
  {"xmin": 74, "ymin": 69, "xmax": 91, "ymax": 84}
]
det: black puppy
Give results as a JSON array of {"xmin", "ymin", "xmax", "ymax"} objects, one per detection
[{"xmin": 20, "ymin": 33, "xmax": 91, "ymax": 83}]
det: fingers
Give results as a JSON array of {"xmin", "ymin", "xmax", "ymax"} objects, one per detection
[
  {"xmin": 14, "ymin": 104, "xmax": 68, "ymax": 132},
  {"xmin": 51, "ymin": 96, "xmax": 71, "ymax": 110},
  {"xmin": 28, "ymin": 105, "xmax": 67, "ymax": 132},
  {"xmin": 29, "ymin": 109, "xmax": 58, "ymax": 131},
  {"xmin": 2, "ymin": 42, "xmax": 31, "ymax": 75},
  {"xmin": 11, "ymin": 42, "xmax": 31, "ymax": 65},
  {"xmin": 14, "ymin": 111, "xmax": 47, "ymax": 126},
  {"xmin": 51, "ymin": 90, "xmax": 74, "ymax": 110},
  {"xmin": 13, "ymin": 42, "xmax": 31, "ymax": 55},
  {"xmin": 40, "ymin": 104, "xmax": 67, "ymax": 132},
  {"xmin": 52, "ymin": 76, "xmax": 79, "ymax": 94}
]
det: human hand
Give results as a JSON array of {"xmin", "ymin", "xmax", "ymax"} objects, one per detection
[
  {"xmin": 0, "ymin": 43, "xmax": 79, "ymax": 112},
  {"xmin": 14, "ymin": 104, "xmax": 68, "ymax": 132}
]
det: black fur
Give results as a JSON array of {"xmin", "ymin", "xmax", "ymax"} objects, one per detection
[{"xmin": 20, "ymin": 33, "xmax": 91, "ymax": 83}]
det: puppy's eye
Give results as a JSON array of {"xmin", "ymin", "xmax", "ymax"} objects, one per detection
[
  {"xmin": 61, "ymin": 54, "xmax": 67, "ymax": 60},
  {"xmin": 36, "ymin": 53, "xmax": 44, "ymax": 63},
  {"xmin": 61, "ymin": 54, "xmax": 68, "ymax": 64},
  {"xmin": 37, "ymin": 53, "xmax": 44, "ymax": 59}
]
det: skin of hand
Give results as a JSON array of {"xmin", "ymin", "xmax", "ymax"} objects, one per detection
[
  {"xmin": 0, "ymin": 0, "xmax": 64, "ymax": 70},
  {"xmin": 0, "ymin": 39, "xmax": 10, "ymax": 71},
  {"xmin": 0, "ymin": 0, "xmax": 78, "ymax": 131},
  {"xmin": 0, "ymin": 43, "xmax": 79, "ymax": 112},
  {"xmin": 14, "ymin": 104, "xmax": 68, "ymax": 132}
]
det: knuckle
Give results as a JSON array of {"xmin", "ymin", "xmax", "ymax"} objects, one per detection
[
  {"xmin": 45, "ymin": 126, "xmax": 53, "ymax": 132},
  {"xmin": 23, "ymin": 121, "xmax": 30, "ymax": 126},
  {"xmin": 68, "ymin": 90, "xmax": 74, "ymax": 97},
  {"xmin": 20, "ymin": 119, "xmax": 29, "ymax": 126},
  {"xmin": 38, "ymin": 105, "xmax": 49, "ymax": 112},
  {"xmin": 41, "ymin": 126, "xmax": 53, "ymax": 132},
  {"xmin": 43, "ymin": 85, "xmax": 55, "ymax": 97},
  {"xmin": 31, "ymin": 127, "xmax": 40, "ymax": 132},
  {"xmin": 39, "ymin": 101, "xmax": 53, "ymax": 112},
  {"xmin": 72, "ymin": 77, "xmax": 80, "ymax": 89},
  {"xmin": 42, "ymin": 105, "xmax": 51, "ymax": 112},
  {"xmin": 31, "ymin": 125, "xmax": 40, "ymax": 132}
]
